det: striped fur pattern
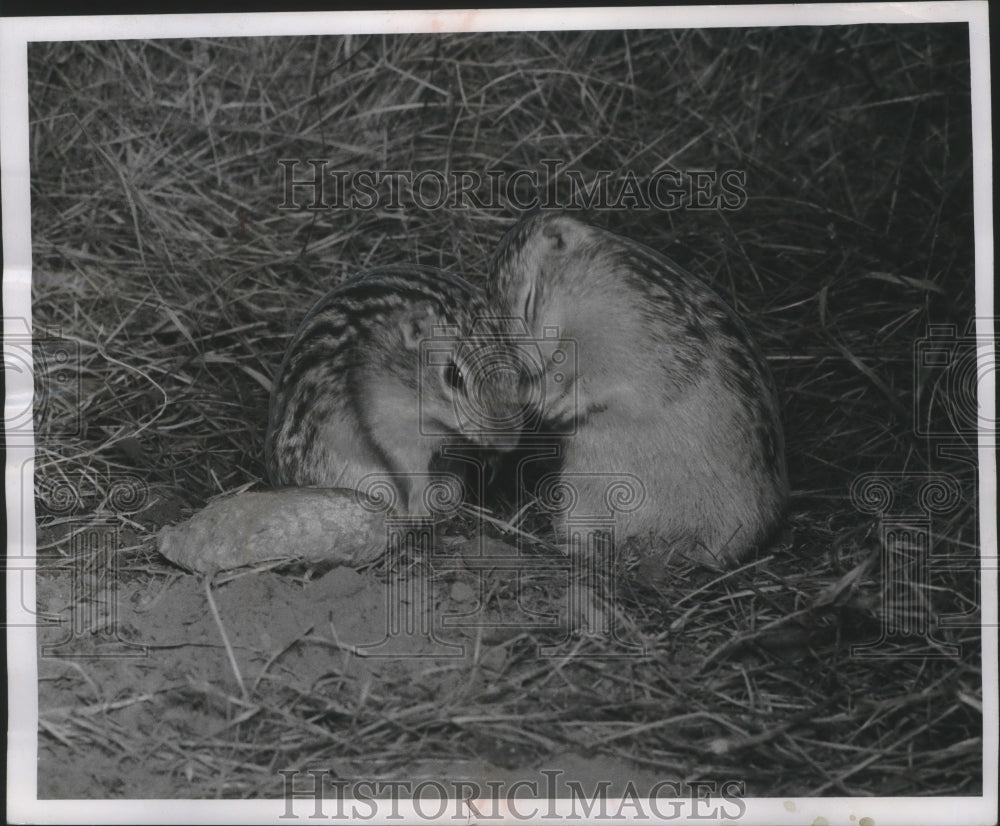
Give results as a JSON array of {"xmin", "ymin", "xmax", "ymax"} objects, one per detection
[
  {"xmin": 265, "ymin": 264, "xmax": 519, "ymax": 515},
  {"xmin": 487, "ymin": 212, "xmax": 788, "ymax": 566}
]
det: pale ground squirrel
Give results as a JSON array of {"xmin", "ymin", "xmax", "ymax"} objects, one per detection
[{"xmin": 486, "ymin": 212, "xmax": 788, "ymax": 566}]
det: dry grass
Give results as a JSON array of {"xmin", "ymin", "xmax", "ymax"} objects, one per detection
[{"xmin": 27, "ymin": 25, "xmax": 981, "ymax": 798}]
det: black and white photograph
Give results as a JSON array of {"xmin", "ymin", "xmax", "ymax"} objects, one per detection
[{"xmin": 2, "ymin": 5, "xmax": 996, "ymax": 824}]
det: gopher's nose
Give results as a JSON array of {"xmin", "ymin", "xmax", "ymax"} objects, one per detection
[
  {"xmin": 463, "ymin": 388, "xmax": 538, "ymax": 449},
  {"xmin": 477, "ymin": 428, "xmax": 522, "ymax": 452}
]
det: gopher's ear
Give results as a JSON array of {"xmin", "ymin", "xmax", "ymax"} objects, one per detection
[
  {"xmin": 541, "ymin": 212, "xmax": 588, "ymax": 252},
  {"xmin": 541, "ymin": 219, "xmax": 568, "ymax": 251},
  {"xmin": 399, "ymin": 302, "xmax": 436, "ymax": 351}
]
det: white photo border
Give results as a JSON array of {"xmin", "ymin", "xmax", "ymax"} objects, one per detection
[{"xmin": 3, "ymin": 4, "xmax": 995, "ymax": 824}]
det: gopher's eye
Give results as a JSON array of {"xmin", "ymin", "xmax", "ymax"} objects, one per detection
[
  {"xmin": 523, "ymin": 284, "xmax": 536, "ymax": 322},
  {"xmin": 444, "ymin": 360, "xmax": 464, "ymax": 392}
]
